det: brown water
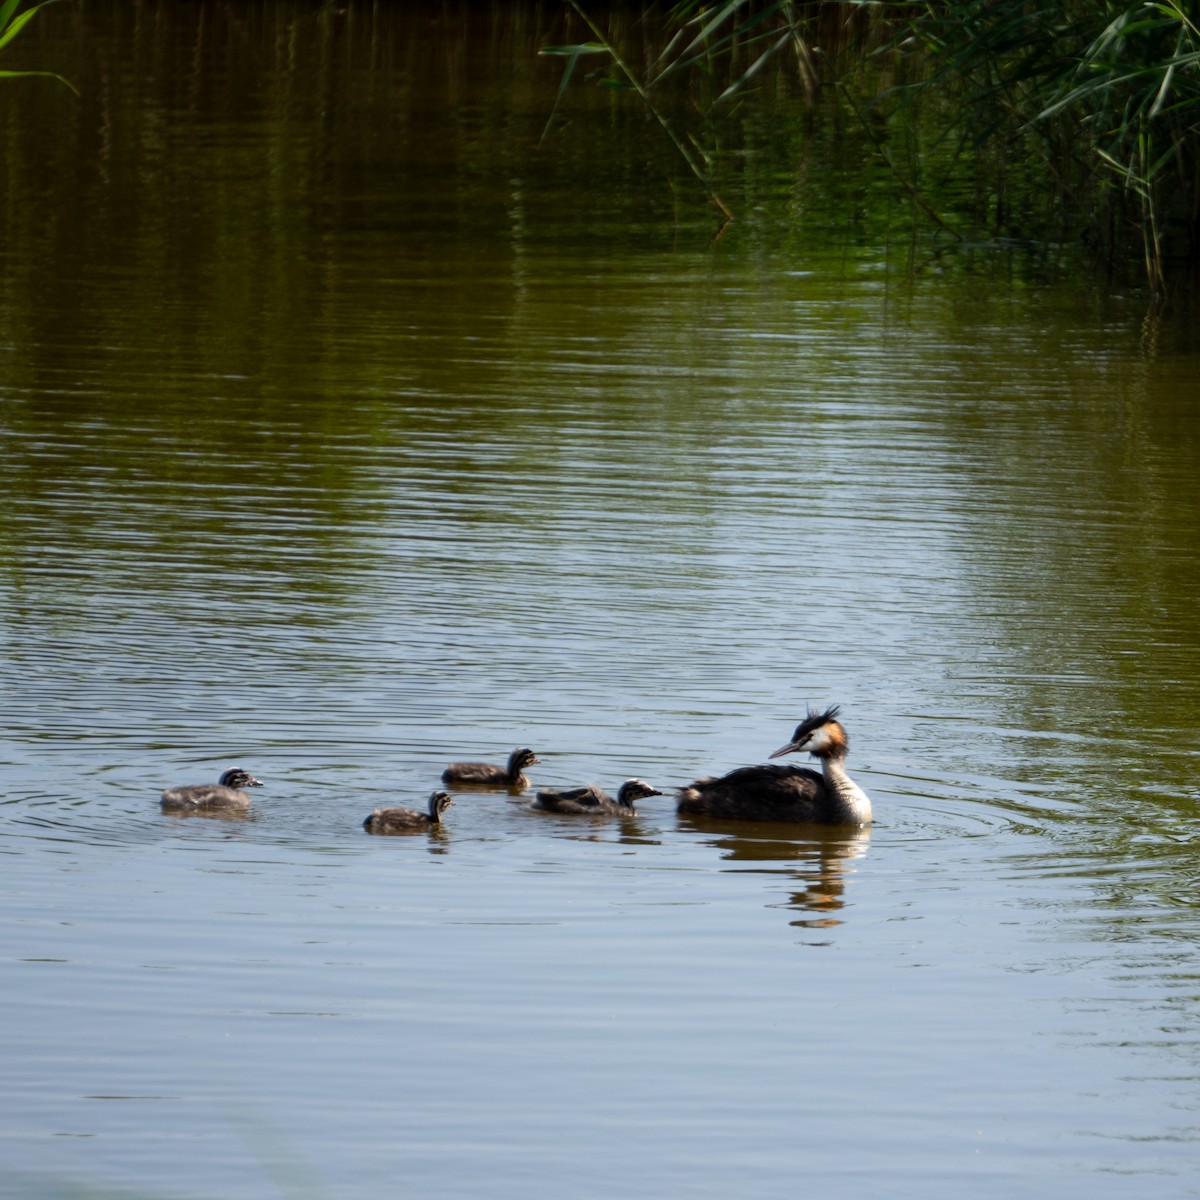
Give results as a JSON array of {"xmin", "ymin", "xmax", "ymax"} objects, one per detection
[{"xmin": 3, "ymin": 5, "xmax": 1200, "ymax": 1198}]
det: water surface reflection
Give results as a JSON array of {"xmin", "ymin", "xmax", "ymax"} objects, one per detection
[
  {"xmin": 1, "ymin": 4, "xmax": 1199, "ymax": 1199},
  {"xmin": 683, "ymin": 819, "xmax": 872, "ymax": 926}
]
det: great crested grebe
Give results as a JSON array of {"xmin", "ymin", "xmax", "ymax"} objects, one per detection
[
  {"xmin": 363, "ymin": 790, "xmax": 454, "ymax": 834},
  {"xmin": 677, "ymin": 706, "xmax": 872, "ymax": 825},
  {"xmin": 532, "ymin": 778, "xmax": 662, "ymax": 816},
  {"xmin": 442, "ymin": 747, "xmax": 541, "ymax": 790},
  {"xmin": 160, "ymin": 767, "xmax": 263, "ymax": 813}
]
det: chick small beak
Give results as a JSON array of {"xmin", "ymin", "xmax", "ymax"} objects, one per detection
[{"xmin": 247, "ymin": 776, "xmax": 265, "ymax": 787}]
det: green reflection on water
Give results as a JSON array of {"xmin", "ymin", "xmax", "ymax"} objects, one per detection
[
  {"xmin": 2, "ymin": 9, "xmax": 1200, "ymax": 1199},
  {"xmin": 0, "ymin": 0, "xmax": 1197, "ymax": 900}
]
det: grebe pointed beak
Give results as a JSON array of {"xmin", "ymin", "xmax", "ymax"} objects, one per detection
[
  {"xmin": 247, "ymin": 776, "xmax": 265, "ymax": 787},
  {"xmin": 768, "ymin": 741, "xmax": 804, "ymax": 760}
]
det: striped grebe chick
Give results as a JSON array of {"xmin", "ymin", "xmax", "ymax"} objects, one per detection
[
  {"xmin": 677, "ymin": 707, "xmax": 872, "ymax": 825},
  {"xmin": 442, "ymin": 747, "xmax": 541, "ymax": 790},
  {"xmin": 363, "ymin": 790, "xmax": 454, "ymax": 834},
  {"xmin": 161, "ymin": 767, "xmax": 263, "ymax": 813},
  {"xmin": 533, "ymin": 778, "xmax": 662, "ymax": 816}
]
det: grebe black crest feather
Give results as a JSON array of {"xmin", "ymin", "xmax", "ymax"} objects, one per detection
[
  {"xmin": 769, "ymin": 705, "xmax": 848, "ymax": 760},
  {"xmin": 789, "ymin": 705, "xmax": 841, "ymax": 745}
]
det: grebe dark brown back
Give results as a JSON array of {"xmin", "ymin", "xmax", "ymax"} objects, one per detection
[
  {"xmin": 533, "ymin": 778, "xmax": 662, "ymax": 816},
  {"xmin": 442, "ymin": 747, "xmax": 541, "ymax": 790},
  {"xmin": 363, "ymin": 791, "xmax": 454, "ymax": 834},
  {"xmin": 161, "ymin": 767, "xmax": 263, "ymax": 813},
  {"xmin": 677, "ymin": 707, "xmax": 872, "ymax": 825}
]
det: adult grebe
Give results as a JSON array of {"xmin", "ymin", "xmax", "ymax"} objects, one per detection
[
  {"xmin": 677, "ymin": 707, "xmax": 872, "ymax": 825},
  {"xmin": 442, "ymin": 747, "xmax": 541, "ymax": 790},
  {"xmin": 160, "ymin": 767, "xmax": 263, "ymax": 813},
  {"xmin": 363, "ymin": 791, "xmax": 454, "ymax": 834},
  {"xmin": 533, "ymin": 778, "xmax": 662, "ymax": 816}
]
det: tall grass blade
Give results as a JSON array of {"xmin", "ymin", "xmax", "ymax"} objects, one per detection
[
  {"xmin": 0, "ymin": 8, "xmax": 42, "ymax": 51},
  {"xmin": 714, "ymin": 30, "xmax": 792, "ymax": 103},
  {"xmin": 538, "ymin": 42, "xmax": 611, "ymax": 146}
]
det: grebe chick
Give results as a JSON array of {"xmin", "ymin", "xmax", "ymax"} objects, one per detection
[
  {"xmin": 161, "ymin": 767, "xmax": 263, "ymax": 813},
  {"xmin": 363, "ymin": 791, "xmax": 454, "ymax": 835},
  {"xmin": 442, "ymin": 747, "xmax": 541, "ymax": 790},
  {"xmin": 533, "ymin": 778, "xmax": 662, "ymax": 816},
  {"xmin": 677, "ymin": 706, "xmax": 872, "ymax": 825}
]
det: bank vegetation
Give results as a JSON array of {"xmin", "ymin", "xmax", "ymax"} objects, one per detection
[{"xmin": 550, "ymin": 1, "xmax": 1200, "ymax": 294}]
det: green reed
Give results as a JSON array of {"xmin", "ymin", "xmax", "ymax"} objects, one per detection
[
  {"xmin": 0, "ymin": 0, "xmax": 76, "ymax": 92},
  {"xmin": 545, "ymin": 1, "xmax": 1200, "ymax": 291},
  {"xmin": 889, "ymin": 1, "xmax": 1200, "ymax": 294}
]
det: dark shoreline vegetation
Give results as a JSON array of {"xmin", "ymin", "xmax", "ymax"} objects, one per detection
[
  {"xmin": 546, "ymin": 1, "xmax": 1200, "ymax": 297},
  {"xmin": 6, "ymin": 0, "xmax": 1197, "ymax": 302}
]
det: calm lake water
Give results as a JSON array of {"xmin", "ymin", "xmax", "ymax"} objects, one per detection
[{"xmin": 3, "ymin": 4, "xmax": 1200, "ymax": 1198}]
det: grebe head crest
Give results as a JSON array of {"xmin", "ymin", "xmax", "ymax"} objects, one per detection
[{"xmin": 768, "ymin": 706, "xmax": 846, "ymax": 760}]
